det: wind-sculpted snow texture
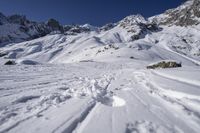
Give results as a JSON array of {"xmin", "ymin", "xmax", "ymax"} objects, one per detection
[
  {"xmin": 0, "ymin": 0, "xmax": 200, "ymax": 133},
  {"xmin": 0, "ymin": 63, "xmax": 200, "ymax": 133}
]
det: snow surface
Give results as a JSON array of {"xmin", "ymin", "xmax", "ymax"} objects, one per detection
[
  {"xmin": 0, "ymin": 1, "xmax": 200, "ymax": 132},
  {"xmin": 0, "ymin": 23, "xmax": 200, "ymax": 133},
  {"xmin": 0, "ymin": 62, "xmax": 199, "ymax": 133}
]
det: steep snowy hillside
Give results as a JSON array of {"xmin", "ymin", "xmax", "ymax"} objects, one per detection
[
  {"xmin": 0, "ymin": 20, "xmax": 199, "ymax": 65},
  {"xmin": 0, "ymin": 0, "xmax": 200, "ymax": 133}
]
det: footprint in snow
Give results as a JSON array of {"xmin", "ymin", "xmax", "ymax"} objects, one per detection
[
  {"xmin": 126, "ymin": 120, "xmax": 182, "ymax": 133},
  {"xmin": 98, "ymin": 95, "xmax": 126, "ymax": 107},
  {"xmin": 13, "ymin": 95, "xmax": 41, "ymax": 104}
]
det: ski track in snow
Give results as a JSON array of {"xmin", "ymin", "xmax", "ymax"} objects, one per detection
[
  {"xmin": 0, "ymin": 63, "xmax": 199, "ymax": 133},
  {"xmin": 133, "ymin": 70, "xmax": 200, "ymax": 133}
]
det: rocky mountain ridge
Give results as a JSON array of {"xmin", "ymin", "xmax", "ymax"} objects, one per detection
[
  {"xmin": 1, "ymin": 0, "xmax": 199, "ymax": 46},
  {"xmin": 150, "ymin": 0, "xmax": 200, "ymax": 26}
]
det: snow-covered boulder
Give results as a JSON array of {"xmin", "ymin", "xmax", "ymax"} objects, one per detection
[{"xmin": 147, "ymin": 60, "xmax": 182, "ymax": 69}]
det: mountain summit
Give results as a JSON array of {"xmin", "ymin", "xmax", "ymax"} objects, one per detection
[{"xmin": 151, "ymin": 0, "xmax": 200, "ymax": 26}]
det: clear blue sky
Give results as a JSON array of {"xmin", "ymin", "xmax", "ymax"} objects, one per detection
[{"xmin": 0, "ymin": 0, "xmax": 185, "ymax": 26}]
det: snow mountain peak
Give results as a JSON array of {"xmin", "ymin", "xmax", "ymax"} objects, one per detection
[
  {"xmin": 119, "ymin": 14, "xmax": 147, "ymax": 25},
  {"xmin": 151, "ymin": 0, "xmax": 200, "ymax": 26}
]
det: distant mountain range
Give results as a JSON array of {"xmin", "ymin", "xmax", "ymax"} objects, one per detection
[
  {"xmin": 0, "ymin": 0, "xmax": 200, "ymax": 65},
  {"xmin": 0, "ymin": 0, "xmax": 199, "ymax": 46}
]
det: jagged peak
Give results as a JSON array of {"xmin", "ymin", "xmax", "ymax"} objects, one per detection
[
  {"xmin": 0, "ymin": 12, "xmax": 6, "ymax": 18},
  {"xmin": 80, "ymin": 24, "xmax": 98, "ymax": 31},
  {"xmin": 150, "ymin": 0, "xmax": 200, "ymax": 26},
  {"xmin": 7, "ymin": 14, "xmax": 31, "ymax": 25},
  {"xmin": 119, "ymin": 14, "xmax": 147, "ymax": 25}
]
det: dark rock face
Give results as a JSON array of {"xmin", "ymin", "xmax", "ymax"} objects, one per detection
[
  {"xmin": 193, "ymin": 0, "xmax": 200, "ymax": 17},
  {"xmin": 0, "ymin": 12, "xmax": 64, "ymax": 46},
  {"xmin": 154, "ymin": 0, "xmax": 200, "ymax": 26},
  {"xmin": 100, "ymin": 23, "xmax": 115, "ymax": 31},
  {"xmin": 0, "ymin": 12, "xmax": 8, "ymax": 25},
  {"xmin": 118, "ymin": 15, "xmax": 160, "ymax": 41},
  {"xmin": 8, "ymin": 15, "xmax": 30, "ymax": 25},
  {"xmin": 46, "ymin": 19, "xmax": 64, "ymax": 33},
  {"xmin": 0, "ymin": 52, "xmax": 7, "ymax": 57},
  {"xmin": 4, "ymin": 60, "xmax": 16, "ymax": 65},
  {"xmin": 64, "ymin": 25, "xmax": 91, "ymax": 35}
]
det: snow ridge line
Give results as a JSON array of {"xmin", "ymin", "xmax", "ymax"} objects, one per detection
[
  {"xmin": 128, "ymin": 90, "xmax": 169, "ymax": 127},
  {"xmin": 161, "ymin": 44, "xmax": 200, "ymax": 66},
  {"xmin": 134, "ymin": 71, "xmax": 200, "ymax": 132},
  {"xmin": 53, "ymin": 101, "xmax": 96, "ymax": 133},
  {"xmin": 58, "ymin": 77, "xmax": 114, "ymax": 133},
  {"xmin": 152, "ymin": 71, "xmax": 200, "ymax": 87},
  {"xmin": 73, "ymin": 103, "xmax": 101, "ymax": 133},
  {"xmin": 0, "ymin": 105, "xmax": 51, "ymax": 133},
  {"xmin": 146, "ymin": 80, "xmax": 200, "ymax": 119},
  {"xmin": 146, "ymin": 82, "xmax": 200, "ymax": 132},
  {"xmin": 53, "ymin": 76, "xmax": 114, "ymax": 133}
]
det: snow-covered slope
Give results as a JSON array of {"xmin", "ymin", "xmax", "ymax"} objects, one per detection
[
  {"xmin": 0, "ymin": 23, "xmax": 199, "ymax": 65},
  {"xmin": 0, "ymin": 0, "xmax": 200, "ymax": 133},
  {"xmin": 0, "ymin": 62, "xmax": 200, "ymax": 133}
]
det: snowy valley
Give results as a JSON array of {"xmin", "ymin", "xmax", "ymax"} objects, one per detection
[{"xmin": 0, "ymin": 0, "xmax": 200, "ymax": 133}]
